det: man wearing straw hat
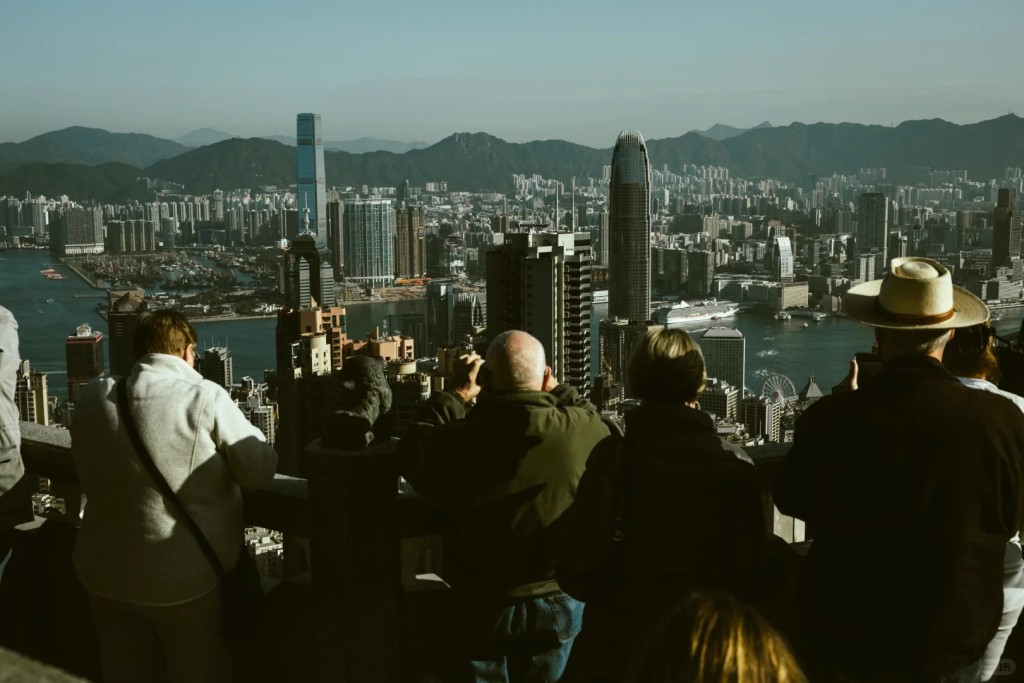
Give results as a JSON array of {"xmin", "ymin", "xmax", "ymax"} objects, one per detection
[{"xmin": 775, "ymin": 257, "xmax": 1024, "ymax": 681}]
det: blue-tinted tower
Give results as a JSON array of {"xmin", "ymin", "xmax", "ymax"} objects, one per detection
[{"xmin": 296, "ymin": 113, "xmax": 328, "ymax": 246}]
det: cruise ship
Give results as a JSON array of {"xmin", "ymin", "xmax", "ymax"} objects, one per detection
[{"xmin": 652, "ymin": 300, "xmax": 738, "ymax": 326}]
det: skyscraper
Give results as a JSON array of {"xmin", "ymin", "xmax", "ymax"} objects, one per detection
[
  {"xmin": 201, "ymin": 346, "xmax": 233, "ymax": 390},
  {"xmin": 65, "ymin": 323, "xmax": 104, "ymax": 401},
  {"xmin": 53, "ymin": 206, "xmax": 104, "ymax": 256},
  {"xmin": 486, "ymin": 231, "xmax": 592, "ymax": 391},
  {"xmin": 14, "ymin": 360, "xmax": 49, "ymax": 426},
  {"xmin": 607, "ymin": 131, "xmax": 651, "ymax": 324},
  {"xmin": 993, "ymin": 189, "xmax": 1021, "ymax": 269},
  {"xmin": 107, "ymin": 290, "xmax": 147, "ymax": 377},
  {"xmin": 600, "ymin": 131, "xmax": 652, "ymax": 396},
  {"xmin": 296, "ymin": 113, "xmax": 328, "ymax": 246},
  {"xmin": 426, "ymin": 281, "xmax": 455, "ymax": 354},
  {"xmin": 856, "ymin": 193, "xmax": 890, "ymax": 277},
  {"xmin": 395, "ymin": 205, "xmax": 426, "ymax": 279},
  {"xmin": 771, "ymin": 236, "xmax": 794, "ymax": 283},
  {"xmin": 700, "ymin": 327, "xmax": 746, "ymax": 394},
  {"xmin": 283, "ymin": 232, "xmax": 336, "ymax": 309},
  {"xmin": 343, "ymin": 199, "xmax": 395, "ymax": 288}
]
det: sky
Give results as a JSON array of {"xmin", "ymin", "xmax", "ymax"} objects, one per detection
[{"xmin": 2, "ymin": 0, "xmax": 1022, "ymax": 148}]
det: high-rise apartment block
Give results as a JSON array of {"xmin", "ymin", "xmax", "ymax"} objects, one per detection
[
  {"xmin": 700, "ymin": 327, "xmax": 745, "ymax": 395},
  {"xmin": 15, "ymin": 360, "xmax": 49, "ymax": 426},
  {"xmin": 486, "ymin": 231, "xmax": 592, "ymax": 391},
  {"xmin": 700, "ymin": 377, "xmax": 739, "ymax": 420},
  {"xmin": 738, "ymin": 395, "xmax": 781, "ymax": 443},
  {"xmin": 53, "ymin": 207, "xmax": 104, "ymax": 256},
  {"xmin": 856, "ymin": 193, "xmax": 890, "ymax": 277},
  {"xmin": 993, "ymin": 189, "xmax": 1021, "ymax": 269},
  {"xmin": 201, "ymin": 347, "xmax": 233, "ymax": 391},
  {"xmin": 65, "ymin": 323, "xmax": 104, "ymax": 401},
  {"xmin": 687, "ymin": 250, "xmax": 715, "ymax": 297},
  {"xmin": 343, "ymin": 200, "xmax": 395, "ymax": 288},
  {"xmin": 395, "ymin": 205, "xmax": 426, "ymax": 279},
  {"xmin": 295, "ymin": 113, "xmax": 328, "ymax": 246}
]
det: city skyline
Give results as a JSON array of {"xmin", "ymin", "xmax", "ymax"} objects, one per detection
[{"xmin": 1, "ymin": 0, "xmax": 1021, "ymax": 147}]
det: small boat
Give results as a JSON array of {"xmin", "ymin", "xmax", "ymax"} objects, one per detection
[{"xmin": 803, "ymin": 323, "xmax": 809, "ymax": 328}]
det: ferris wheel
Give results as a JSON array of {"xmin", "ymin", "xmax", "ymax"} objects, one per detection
[{"xmin": 762, "ymin": 373, "xmax": 798, "ymax": 409}]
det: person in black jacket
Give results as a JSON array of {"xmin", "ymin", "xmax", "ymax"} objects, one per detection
[
  {"xmin": 774, "ymin": 257, "xmax": 1024, "ymax": 681},
  {"xmin": 557, "ymin": 327, "xmax": 767, "ymax": 683}
]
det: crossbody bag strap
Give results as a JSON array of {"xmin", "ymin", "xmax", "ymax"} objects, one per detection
[
  {"xmin": 609, "ymin": 434, "xmax": 634, "ymax": 582},
  {"xmin": 116, "ymin": 378, "xmax": 227, "ymax": 581}
]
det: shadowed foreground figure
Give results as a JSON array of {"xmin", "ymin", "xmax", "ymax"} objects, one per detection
[
  {"xmin": 71, "ymin": 310, "xmax": 279, "ymax": 683},
  {"xmin": 627, "ymin": 592, "xmax": 805, "ymax": 683},
  {"xmin": 775, "ymin": 258, "xmax": 1024, "ymax": 681},
  {"xmin": 400, "ymin": 330, "xmax": 614, "ymax": 683},
  {"xmin": 557, "ymin": 327, "xmax": 767, "ymax": 682},
  {"xmin": 943, "ymin": 321, "xmax": 1024, "ymax": 681}
]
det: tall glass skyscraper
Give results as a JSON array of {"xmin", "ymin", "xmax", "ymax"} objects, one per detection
[
  {"xmin": 608, "ymin": 130, "xmax": 651, "ymax": 323},
  {"xmin": 600, "ymin": 131, "xmax": 653, "ymax": 399},
  {"xmin": 296, "ymin": 113, "xmax": 328, "ymax": 246}
]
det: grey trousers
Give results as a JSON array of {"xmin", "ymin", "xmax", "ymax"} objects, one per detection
[{"xmin": 88, "ymin": 586, "xmax": 230, "ymax": 683}]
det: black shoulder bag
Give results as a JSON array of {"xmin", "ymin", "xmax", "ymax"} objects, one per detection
[{"xmin": 116, "ymin": 379, "xmax": 262, "ymax": 640}]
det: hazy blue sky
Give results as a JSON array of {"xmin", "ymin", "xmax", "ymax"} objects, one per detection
[{"xmin": 2, "ymin": 0, "xmax": 1021, "ymax": 147}]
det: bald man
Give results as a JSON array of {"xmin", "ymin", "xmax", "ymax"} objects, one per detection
[{"xmin": 401, "ymin": 330, "xmax": 615, "ymax": 683}]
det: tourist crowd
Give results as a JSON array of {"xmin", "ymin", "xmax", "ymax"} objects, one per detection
[{"xmin": 3, "ymin": 255, "xmax": 1023, "ymax": 682}]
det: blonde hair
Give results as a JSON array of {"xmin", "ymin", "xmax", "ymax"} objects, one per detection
[
  {"xmin": 627, "ymin": 327, "xmax": 706, "ymax": 403},
  {"xmin": 133, "ymin": 309, "xmax": 197, "ymax": 358},
  {"xmin": 628, "ymin": 592, "xmax": 806, "ymax": 683}
]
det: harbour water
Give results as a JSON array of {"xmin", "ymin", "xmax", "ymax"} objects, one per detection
[{"xmin": 4, "ymin": 247, "xmax": 1023, "ymax": 401}]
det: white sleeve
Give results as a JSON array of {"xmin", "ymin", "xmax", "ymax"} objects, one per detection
[{"xmin": 210, "ymin": 387, "xmax": 278, "ymax": 491}]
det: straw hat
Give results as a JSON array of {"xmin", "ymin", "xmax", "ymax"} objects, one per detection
[{"xmin": 842, "ymin": 257, "xmax": 989, "ymax": 330}]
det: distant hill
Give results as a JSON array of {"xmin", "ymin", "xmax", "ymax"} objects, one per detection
[
  {"xmin": 261, "ymin": 135, "xmax": 430, "ymax": 154},
  {"xmin": 0, "ymin": 162, "xmax": 150, "ymax": 203},
  {"xmin": 691, "ymin": 121, "xmax": 774, "ymax": 141},
  {"xmin": 3, "ymin": 116, "xmax": 1022, "ymax": 198},
  {"xmin": 0, "ymin": 127, "xmax": 189, "ymax": 170},
  {"xmin": 177, "ymin": 128, "xmax": 236, "ymax": 147},
  {"xmin": 146, "ymin": 137, "xmax": 296, "ymax": 193}
]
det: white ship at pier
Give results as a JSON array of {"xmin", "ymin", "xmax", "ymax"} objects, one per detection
[{"xmin": 652, "ymin": 300, "xmax": 738, "ymax": 326}]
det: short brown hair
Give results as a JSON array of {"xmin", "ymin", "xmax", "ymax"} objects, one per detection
[
  {"xmin": 627, "ymin": 327, "xmax": 705, "ymax": 403},
  {"xmin": 133, "ymin": 310, "xmax": 197, "ymax": 358},
  {"xmin": 628, "ymin": 592, "xmax": 807, "ymax": 683}
]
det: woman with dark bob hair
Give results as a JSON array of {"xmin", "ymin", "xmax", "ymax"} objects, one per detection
[{"xmin": 557, "ymin": 328, "xmax": 769, "ymax": 682}]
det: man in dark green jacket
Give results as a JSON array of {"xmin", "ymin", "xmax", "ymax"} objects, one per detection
[{"xmin": 400, "ymin": 330, "xmax": 614, "ymax": 683}]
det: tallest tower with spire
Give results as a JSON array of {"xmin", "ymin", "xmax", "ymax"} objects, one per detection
[
  {"xmin": 599, "ymin": 131, "xmax": 653, "ymax": 400},
  {"xmin": 607, "ymin": 130, "xmax": 651, "ymax": 323}
]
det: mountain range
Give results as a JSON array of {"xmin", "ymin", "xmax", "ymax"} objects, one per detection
[
  {"xmin": 1, "ymin": 116, "xmax": 1022, "ymax": 200},
  {"xmin": 175, "ymin": 129, "xmax": 430, "ymax": 154},
  {"xmin": 689, "ymin": 121, "xmax": 774, "ymax": 141}
]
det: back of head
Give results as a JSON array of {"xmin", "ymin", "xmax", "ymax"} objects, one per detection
[
  {"xmin": 628, "ymin": 327, "xmax": 705, "ymax": 403},
  {"xmin": 942, "ymin": 322, "xmax": 999, "ymax": 382},
  {"xmin": 133, "ymin": 310, "xmax": 197, "ymax": 359},
  {"xmin": 485, "ymin": 330, "xmax": 546, "ymax": 393},
  {"xmin": 628, "ymin": 592, "xmax": 806, "ymax": 683},
  {"xmin": 874, "ymin": 327, "xmax": 952, "ymax": 361}
]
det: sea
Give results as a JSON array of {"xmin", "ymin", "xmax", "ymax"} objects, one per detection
[{"xmin": 4, "ymin": 247, "xmax": 1023, "ymax": 402}]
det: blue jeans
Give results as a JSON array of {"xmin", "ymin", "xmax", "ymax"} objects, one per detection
[{"xmin": 453, "ymin": 591, "xmax": 584, "ymax": 683}]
